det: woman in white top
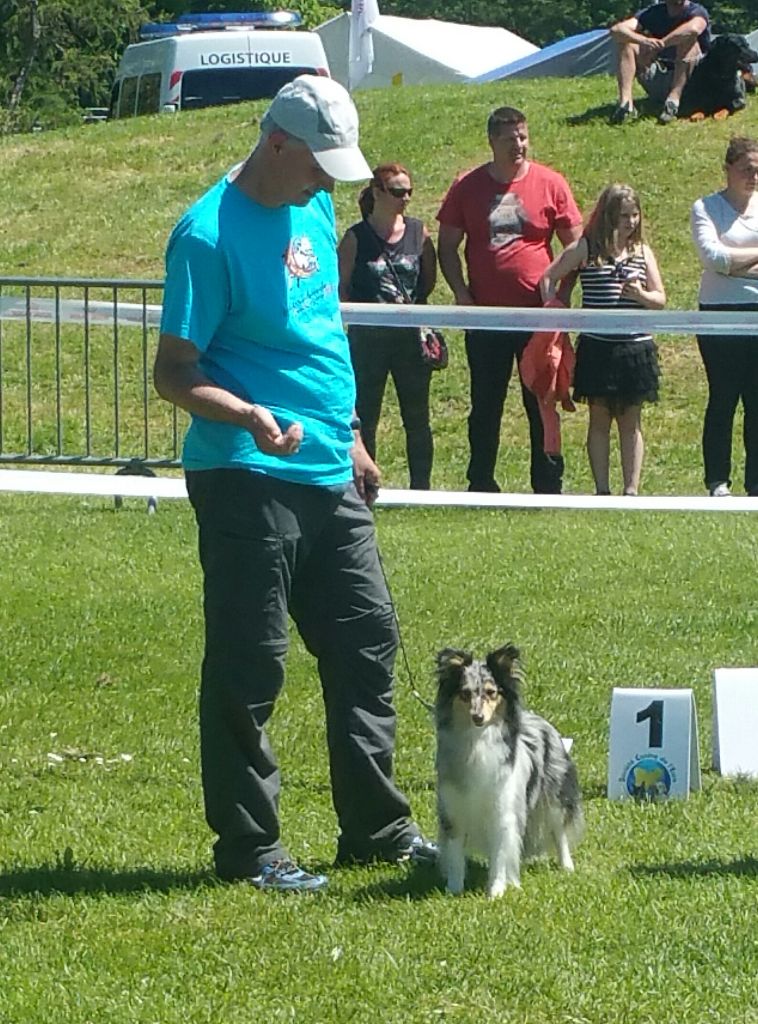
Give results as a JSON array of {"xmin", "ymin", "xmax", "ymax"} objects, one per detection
[{"xmin": 691, "ymin": 136, "xmax": 758, "ymax": 497}]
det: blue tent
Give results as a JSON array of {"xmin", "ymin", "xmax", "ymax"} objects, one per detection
[{"xmin": 473, "ymin": 28, "xmax": 615, "ymax": 82}]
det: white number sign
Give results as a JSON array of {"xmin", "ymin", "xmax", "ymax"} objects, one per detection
[{"xmin": 608, "ymin": 688, "xmax": 701, "ymax": 800}]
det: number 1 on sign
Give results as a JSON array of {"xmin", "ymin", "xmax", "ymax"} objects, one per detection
[{"xmin": 636, "ymin": 699, "xmax": 664, "ymax": 747}]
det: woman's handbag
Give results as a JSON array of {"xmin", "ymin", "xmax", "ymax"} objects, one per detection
[{"xmin": 380, "ymin": 239, "xmax": 449, "ymax": 371}]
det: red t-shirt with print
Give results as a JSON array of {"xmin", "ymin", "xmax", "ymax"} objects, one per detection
[{"xmin": 437, "ymin": 161, "xmax": 582, "ymax": 308}]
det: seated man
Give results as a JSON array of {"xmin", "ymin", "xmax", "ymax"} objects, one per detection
[{"xmin": 610, "ymin": 0, "xmax": 711, "ymax": 124}]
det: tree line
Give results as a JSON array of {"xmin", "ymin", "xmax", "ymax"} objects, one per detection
[{"xmin": 1, "ymin": 0, "xmax": 757, "ymax": 131}]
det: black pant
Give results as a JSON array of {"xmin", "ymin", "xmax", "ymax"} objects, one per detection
[
  {"xmin": 697, "ymin": 303, "xmax": 758, "ymax": 495},
  {"xmin": 349, "ymin": 326, "xmax": 433, "ymax": 489},
  {"xmin": 186, "ymin": 469, "xmax": 417, "ymax": 878},
  {"xmin": 465, "ymin": 329, "xmax": 563, "ymax": 493}
]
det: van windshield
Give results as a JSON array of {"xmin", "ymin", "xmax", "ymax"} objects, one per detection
[{"xmin": 181, "ymin": 66, "xmax": 317, "ymax": 109}]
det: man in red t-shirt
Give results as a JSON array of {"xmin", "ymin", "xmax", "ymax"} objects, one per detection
[{"xmin": 437, "ymin": 106, "xmax": 582, "ymax": 494}]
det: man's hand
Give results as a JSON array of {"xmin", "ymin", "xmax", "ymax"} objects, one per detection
[
  {"xmin": 244, "ymin": 404, "xmax": 303, "ymax": 456},
  {"xmin": 351, "ymin": 432, "xmax": 381, "ymax": 507},
  {"xmin": 154, "ymin": 334, "xmax": 303, "ymax": 457},
  {"xmin": 639, "ymin": 35, "xmax": 664, "ymax": 53}
]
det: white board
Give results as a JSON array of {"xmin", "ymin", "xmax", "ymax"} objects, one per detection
[
  {"xmin": 713, "ymin": 668, "xmax": 758, "ymax": 777},
  {"xmin": 608, "ymin": 688, "xmax": 701, "ymax": 800}
]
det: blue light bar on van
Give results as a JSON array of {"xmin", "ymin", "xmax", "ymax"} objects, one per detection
[
  {"xmin": 138, "ymin": 24, "xmax": 185, "ymax": 40},
  {"xmin": 177, "ymin": 11, "xmax": 302, "ymax": 27},
  {"xmin": 137, "ymin": 11, "xmax": 302, "ymax": 39}
]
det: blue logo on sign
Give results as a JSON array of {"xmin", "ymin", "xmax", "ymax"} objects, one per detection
[{"xmin": 625, "ymin": 755, "xmax": 673, "ymax": 801}]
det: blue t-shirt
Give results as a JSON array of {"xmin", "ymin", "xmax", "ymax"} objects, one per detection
[
  {"xmin": 161, "ymin": 175, "xmax": 356, "ymax": 487},
  {"xmin": 636, "ymin": 1, "xmax": 711, "ymax": 63}
]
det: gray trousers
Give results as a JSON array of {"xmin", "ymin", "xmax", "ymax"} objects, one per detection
[{"xmin": 186, "ymin": 469, "xmax": 417, "ymax": 878}]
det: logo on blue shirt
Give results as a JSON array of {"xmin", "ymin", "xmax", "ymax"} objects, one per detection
[{"xmin": 285, "ymin": 236, "xmax": 319, "ymax": 279}]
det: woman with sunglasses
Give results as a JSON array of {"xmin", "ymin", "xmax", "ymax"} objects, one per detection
[{"xmin": 338, "ymin": 163, "xmax": 437, "ymax": 489}]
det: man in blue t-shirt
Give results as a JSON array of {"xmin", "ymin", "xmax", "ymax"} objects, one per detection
[
  {"xmin": 610, "ymin": 0, "xmax": 711, "ymax": 124},
  {"xmin": 154, "ymin": 75, "xmax": 436, "ymax": 893}
]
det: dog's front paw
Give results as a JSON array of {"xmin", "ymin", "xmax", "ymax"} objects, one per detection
[
  {"xmin": 487, "ymin": 878, "xmax": 520, "ymax": 899},
  {"xmin": 713, "ymin": 108, "xmax": 730, "ymax": 120},
  {"xmin": 689, "ymin": 111, "xmax": 706, "ymax": 121}
]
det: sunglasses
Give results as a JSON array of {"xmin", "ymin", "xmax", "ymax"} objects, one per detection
[{"xmin": 381, "ymin": 185, "xmax": 413, "ymax": 198}]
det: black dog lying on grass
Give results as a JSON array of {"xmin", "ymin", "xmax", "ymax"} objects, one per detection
[{"xmin": 679, "ymin": 33, "xmax": 758, "ymax": 120}]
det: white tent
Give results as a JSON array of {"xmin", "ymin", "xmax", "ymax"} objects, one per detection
[
  {"xmin": 747, "ymin": 28, "xmax": 758, "ymax": 69},
  {"xmin": 316, "ymin": 13, "xmax": 539, "ymax": 89}
]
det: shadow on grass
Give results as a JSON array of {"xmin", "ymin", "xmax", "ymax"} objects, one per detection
[
  {"xmin": 565, "ymin": 97, "xmax": 658, "ymax": 126},
  {"xmin": 0, "ymin": 863, "xmax": 214, "ymax": 898},
  {"xmin": 351, "ymin": 861, "xmax": 491, "ymax": 902},
  {"xmin": 630, "ymin": 854, "xmax": 758, "ymax": 879},
  {"xmin": 352, "ymin": 865, "xmax": 442, "ymax": 902}
]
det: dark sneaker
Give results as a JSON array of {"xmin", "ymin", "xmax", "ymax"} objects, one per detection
[
  {"xmin": 395, "ymin": 835, "xmax": 439, "ymax": 865},
  {"xmin": 335, "ymin": 834, "xmax": 438, "ymax": 866},
  {"xmin": 249, "ymin": 859, "xmax": 327, "ymax": 892},
  {"xmin": 658, "ymin": 99, "xmax": 679, "ymax": 124},
  {"xmin": 610, "ymin": 102, "xmax": 637, "ymax": 124}
]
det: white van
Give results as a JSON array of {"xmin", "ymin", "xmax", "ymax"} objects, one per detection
[{"xmin": 110, "ymin": 12, "xmax": 330, "ymax": 118}]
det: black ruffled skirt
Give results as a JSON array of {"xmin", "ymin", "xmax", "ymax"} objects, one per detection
[{"xmin": 573, "ymin": 333, "xmax": 660, "ymax": 412}]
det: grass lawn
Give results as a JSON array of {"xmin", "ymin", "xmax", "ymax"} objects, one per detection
[
  {"xmin": 0, "ymin": 75, "xmax": 757, "ymax": 1023},
  {"xmin": 0, "ymin": 496, "xmax": 756, "ymax": 1024}
]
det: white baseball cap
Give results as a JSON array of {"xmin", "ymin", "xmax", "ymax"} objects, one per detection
[{"xmin": 262, "ymin": 75, "xmax": 371, "ymax": 182}]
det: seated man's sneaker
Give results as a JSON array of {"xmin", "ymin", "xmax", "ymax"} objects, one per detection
[
  {"xmin": 658, "ymin": 99, "xmax": 679, "ymax": 124},
  {"xmin": 610, "ymin": 102, "xmax": 637, "ymax": 124},
  {"xmin": 249, "ymin": 860, "xmax": 328, "ymax": 892}
]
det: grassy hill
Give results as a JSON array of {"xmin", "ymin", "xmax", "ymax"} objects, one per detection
[{"xmin": 1, "ymin": 75, "xmax": 754, "ymax": 290}]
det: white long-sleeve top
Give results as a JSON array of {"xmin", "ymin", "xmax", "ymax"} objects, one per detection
[{"xmin": 691, "ymin": 190, "xmax": 758, "ymax": 304}]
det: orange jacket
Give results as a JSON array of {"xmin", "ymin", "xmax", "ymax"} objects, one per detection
[{"xmin": 520, "ymin": 309, "xmax": 576, "ymax": 456}]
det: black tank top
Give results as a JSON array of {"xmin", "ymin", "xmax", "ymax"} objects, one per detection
[{"xmin": 347, "ymin": 217, "xmax": 425, "ymax": 303}]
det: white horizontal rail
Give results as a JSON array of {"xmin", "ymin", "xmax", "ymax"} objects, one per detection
[
  {"xmin": 1, "ymin": 470, "xmax": 756, "ymax": 511},
  {"xmin": 0, "ymin": 296, "xmax": 160, "ymax": 328},
  {"xmin": 1, "ymin": 296, "xmax": 757, "ymax": 335},
  {"xmin": 341, "ymin": 304, "xmax": 758, "ymax": 335}
]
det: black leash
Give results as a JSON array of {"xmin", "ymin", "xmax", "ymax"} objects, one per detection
[{"xmin": 377, "ymin": 548, "xmax": 436, "ymax": 714}]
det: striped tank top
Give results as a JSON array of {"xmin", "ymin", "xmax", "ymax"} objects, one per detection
[{"xmin": 579, "ymin": 246, "xmax": 652, "ymax": 344}]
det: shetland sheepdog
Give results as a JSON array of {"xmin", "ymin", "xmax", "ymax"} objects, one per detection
[{"xmin": 435, "ymin": 644, "xmax": 583, "ymax": 898}]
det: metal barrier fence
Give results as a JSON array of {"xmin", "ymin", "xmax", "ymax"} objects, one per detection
[
  {"xmin": 1, "ymin": 274, "xmax": 755, "ymax": 480},
  {"xmin": 0, "ymin": 276, "xmax": 179, "ymax": 476}
]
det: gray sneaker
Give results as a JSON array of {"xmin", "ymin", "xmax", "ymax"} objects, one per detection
[
  {"xmin": 396, "ymin": 835, "xmax": 439, "ymax": 865},
  {"xmin": 610, "ymin": 102, "xmax": 637, "ymax": 124},
  {"xmin": 709, "ymin": 483, "xmax": 731, "ymax": 497},
  {"xmin": 658, "ymin": 99, "xmax": 679, "ymax": 124},
  {"xmin": 249, "ymin": 859, "xmax": 328, "ymax": 892}
]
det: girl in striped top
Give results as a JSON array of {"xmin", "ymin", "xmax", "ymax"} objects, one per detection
[{"xmin": 541, "ymin": 183, "xmax": 666, "ymax": 496}]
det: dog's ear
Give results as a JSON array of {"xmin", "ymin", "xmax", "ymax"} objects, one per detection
[
  {"xmin": 436, "ymin": 647, "xmax": 471, "ymax": 679},
  {"xmin": 435, "ymin": 649, "xmax": 471, "ymax": 719},
  {"xmin": 486, "ymin": 644, "xmax": 522, "ymax": 729},
  {"xmin": 485, "ymin": 644, "xmax": 521, "ymax": 681}
]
